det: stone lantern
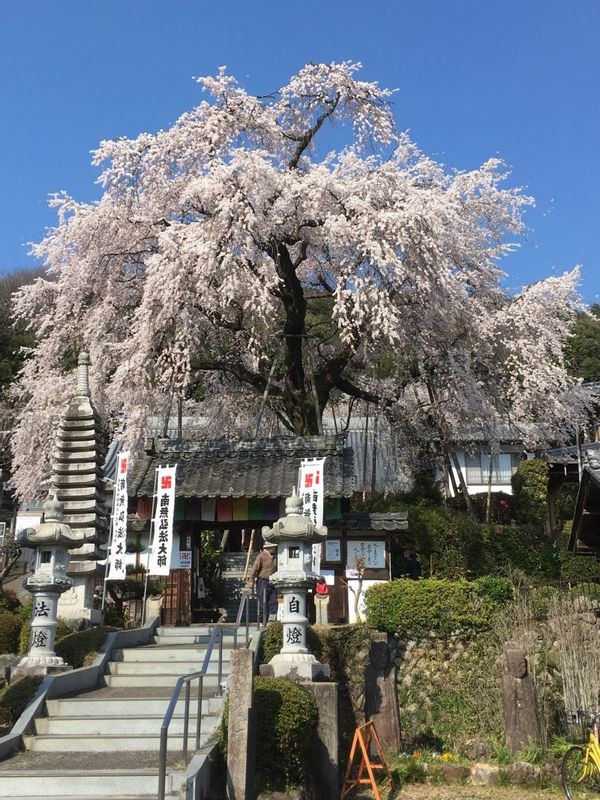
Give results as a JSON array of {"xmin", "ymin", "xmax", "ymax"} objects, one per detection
[
  {"xmin": 14, "ymin": 494, "xmax": 85, "ymax": 676},
  {"xmin": 261, "ymin": 489, "xmax": 330, "ymax": 681}
]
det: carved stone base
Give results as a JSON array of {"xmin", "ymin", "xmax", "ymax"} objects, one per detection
[
  {"xmin": 261, "ymin": 652, "xmax": 330, "ymax": 682},
  {"xmin": 11, "ymin": 657, "xmax": 73, "ymax": 681}
]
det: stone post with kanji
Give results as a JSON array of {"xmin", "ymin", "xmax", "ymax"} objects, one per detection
[
  {"xmin": 13, "ymin": 494, "xmax": 85, "ymax": 678},
  {"xmin": 260, "ymin": 489, "xmax": 330, "ymax": 681}
]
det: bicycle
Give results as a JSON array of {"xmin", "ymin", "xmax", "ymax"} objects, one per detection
[{"xmin": 563, "ymin": 710, "xmax": 600, "ymax": 799}]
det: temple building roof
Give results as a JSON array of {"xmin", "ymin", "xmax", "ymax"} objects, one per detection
[
  {"xmin": 129, "ymin": 434, "xmax": 356, "ymax": 499},
  {"xmin": 327, "ymin": 512, "xmax": 408, "ymax": 531}
]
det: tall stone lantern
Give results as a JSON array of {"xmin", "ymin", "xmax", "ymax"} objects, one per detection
[
  {"xmin": 14, "ymin": 494, "xmax": 85, "ymax": 676},
  {"xmin": 261, "ymin": 489, "xmax": 330, "ymax": 681}
]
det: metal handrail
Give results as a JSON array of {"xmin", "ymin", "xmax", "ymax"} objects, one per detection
[{"xmin": 157, "ymin": 593, "xmax": 260, "ymax": 800}]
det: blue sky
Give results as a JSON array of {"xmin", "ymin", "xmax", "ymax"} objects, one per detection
[{"xmin": 1, "ymin": 0, "xmax": 598, "ymax": 301}]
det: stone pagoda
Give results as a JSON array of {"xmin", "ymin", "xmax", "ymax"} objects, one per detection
[{"xmin": 54, "ymin": 352, "xmax": 109, "ymax": 624}]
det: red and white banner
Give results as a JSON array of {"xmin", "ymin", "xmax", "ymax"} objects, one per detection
[
  {"xmin": 298, "ymin": 458, "xmax": 326, "ymax": 574},
  {"xmin": 298, "ymin": 458, "xmax": 326, "ymax": 526},
  {"xmin": 149, "ymin": 465, "xmax": 177, "ymax": 576},
  {"xmin": 108, "ymin": 450, "xmax": 129, "ymax": 581}
]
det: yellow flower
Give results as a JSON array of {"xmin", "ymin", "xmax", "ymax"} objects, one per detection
[{"xmin": 440, "ymin": 752, "xmax": 457, "ymax": 762}]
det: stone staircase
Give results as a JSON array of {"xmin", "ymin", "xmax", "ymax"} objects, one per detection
[
  {"xmin": 0, "ymin": 625, "xmax": 233, "ymax": 799},
  {"xmin": 220, "ymin": 551, "xmax": 259, "ymax": 623}
]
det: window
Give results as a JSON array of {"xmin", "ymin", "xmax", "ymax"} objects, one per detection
[{"xmin": 464, "ymin": 453, "xmax": 522, "ymax": 485}]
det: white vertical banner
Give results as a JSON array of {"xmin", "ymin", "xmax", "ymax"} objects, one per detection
[
  {"xmin": 107, "ymin": 450, "xmax": 130, "ymax": 581},
  {"xmin": 148, "ymin": 465, "xmax": 177, "ymax": 576},
  {"xmin": 298, "ymin": 457, "xmax": 326, "ymax": 574}
]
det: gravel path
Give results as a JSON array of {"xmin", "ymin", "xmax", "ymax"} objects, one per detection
[{"xmin": 394, "ymin": 784, "xmax": 565, "ymax": 799}]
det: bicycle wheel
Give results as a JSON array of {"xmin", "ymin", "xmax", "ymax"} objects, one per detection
[{"xmin": 563, "ymin": 746, "xmax": 600, "ymax": 799}]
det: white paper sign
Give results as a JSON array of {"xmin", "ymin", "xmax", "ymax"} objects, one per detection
[
  {"xmin": 320, "ymin": 569, "xmax": 335, "ymax": 586},
  {"xmin": 148, "ymin": 465, "xmax": 177, "ymax": 575},
  {"xmin": 178, "ymin": 550, "xmax": 192, "ymax": 569},
  {"xmin": 325, "ymin": 539, "xmax": 341, "ymax": 562},
  {"xmin": 346, "ymin": 539, "xmax": 386, "ymax": 570},
  {"xmin": 108, "ymin": 451, "xmax": 129, "ymax": 580}
]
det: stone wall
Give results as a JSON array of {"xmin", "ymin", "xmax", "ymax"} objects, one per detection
[{"xmin": 392, "ymin": 630, "xmax": 505, "ymax": 752}]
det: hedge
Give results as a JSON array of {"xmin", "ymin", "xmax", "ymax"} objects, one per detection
[
  {"xmin": 55, "ymin": 627, "xmax": 116, "ymax": 668},
  {"xmin": 219, "ymin": 676, "xmax": 319, "ymax": 791},
  {"xmin": 0, "ymin": 676, "xmax": 43, "ymax": 730},
  {"xmin": 365, "ymin": 577, "xmax": 514, "ymax": 637},
  {"xmin": 0, "ymin": 612, "xmax": 23, "ymax": 655},
  {"xmin": 254, "ymin": 677, "xmax": 319, "ymax": 789}
]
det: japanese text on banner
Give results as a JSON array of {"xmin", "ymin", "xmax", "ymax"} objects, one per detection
[
  {"xmin": 108, "ymin": 451, "xmax": 129, "ymax": 580},
  {"xmin": 149, "ymin": 466, "xmax": 177, "ymax": 576},
  {"xmin": 298, "ymin": 457, "xmax": 326, "ymax": 574}
]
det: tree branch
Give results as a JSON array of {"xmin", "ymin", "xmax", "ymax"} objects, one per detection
[{"xmin": 287, "ymin": 94, "xmax": 341, "ymax": 170}]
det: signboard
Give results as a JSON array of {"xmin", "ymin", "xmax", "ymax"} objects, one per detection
[
  {"xmin": 320, "ymin": 568, "xmax": 335, "ymax": 586},
  {"xmin": 107, "ymin": 451, "xmax": 129, "ymax": 580},
  {"xmin": 177, "ymin": 550, "xmax": 192, "ymax": 569},
  {"xmin": 298, "ymin": 458, "xmax": 326, "ymax": 575},
  {"xmin": 148, "ymin": 465, "xmax": 177, "ymax": 575},
  {"xmin": 324, "ymin": 539, "xmax": 341, "ymax": 562},
  {"xmin": 346, "ymin": 539, "xmax": 386, "ymax": 570}
]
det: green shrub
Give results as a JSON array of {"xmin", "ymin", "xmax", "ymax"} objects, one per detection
[
  {"xmin": 0, "ymin": 589, "xmax": 20, "ymax": 612},
  {"xmin": 0, "ymin": 612, "xmax": 22, "ymax": 654},
  {"xmin": 55, "ymin": 627, "xmax": 115, "ymax": 668},
  {"xmin": 528, "ymin": 585, "xmax": 561, "ymax": 618},
  {"xmin": 558, "ymin": 523, "xmax": 599, "ymax": 580},
  {"xmin": 365, "ymin": 577, "xmax": 513, "ymax": 637},
  {"xmin": 260, "ymin": 622, "xmax": 323, "ymax": 664},
  {"xmin": 18, "ymin": 601, "xmax": 32, "ymax": 655},
  {"xmin": 18, "ymin": 600, "xmax": 73, "ymax": 656},
  {"xmin": 0, "ymin": 676, "xmax": 43, "ymax": 727},
  {"xmin": 261, "ymin": 621, "xmax": 283, "ymax": 663},
  {"xmin": 253, "ymin": 677, "xmax": 319, "ymax": 790},
  {"xmin": 511, "ymin": 459, "xmax": 548, "ymax": 526}
]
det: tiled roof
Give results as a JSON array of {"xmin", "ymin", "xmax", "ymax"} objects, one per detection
[
  {"xmin": 540, "ymin": 442, "xmax": 600, "ymax": 466},
  {"xmin": 328, "ymin": 512, "xmax": 408, "ymax": 531},
  {"xmin": 129, "ymin": 435, "xmax": 355, "ymax": 499}
]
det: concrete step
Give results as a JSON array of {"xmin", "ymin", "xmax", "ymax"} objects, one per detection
[
  {"xmin": 107, "ymin": 660, "xmax": 226, "ymax": 676},
  {"xmin": 114, "ymin": 646, "xmax": 229, "ymax": 662},
  {"xmin": 101, "ymin": 673, "xmax": 223, "ymax": 689},
  {"xmin": 23, "ymin": 730, "xmax": 216, "ymax": 752},
  {"xmin": 155, "ymin": 626, "xmax": 212, "ymax": 638},
  {"xmin": 46, "ymin": 695, "xmax": 224, "ymax": 717},
  {"xmin": 153, "ymin": 635, "xmax": 239, "ymax": 647},
  {"xmin": 1, "ymin": 796, "xmax": 178, "ymax": 800},
  {"xmin": 35, "ymin": 713, "xmax": 219, "ymax": 736},
  {"xmin": 0, "ymin": 769, "xmax": 175, "ymax": 796}
]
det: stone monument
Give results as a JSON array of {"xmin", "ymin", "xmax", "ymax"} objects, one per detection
[
  {"xmin": 261, "ymin": 489, "xmax": 329, "ymax": 681},
  {"xmin": 13, "ymin": 494, "xmax": 85, "ymax": 676},
  {"xmin": 54, "ymin": 352, "xmax": 109, "ymax": 624},
  {"xmin": 502, "ymin": 640, "xmax": 541, "ymax": 753}
]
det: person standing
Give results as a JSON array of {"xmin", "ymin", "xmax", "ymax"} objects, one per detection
[
  {"xmin": 248, "ymin": 541, "xmax": 278, "ymax": 623},
  {"xmin": 403, "ymin": 550, "xmax": 421, "ymax": 580}
]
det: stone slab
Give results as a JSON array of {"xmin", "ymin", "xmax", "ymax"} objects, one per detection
[
  {"xmin": 227, "ymin": 648, "xmax": 254, "ymax": 800},
  {"xmin": 301, "ymin": 682, "xmax": 338, "ymax": 800}
]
